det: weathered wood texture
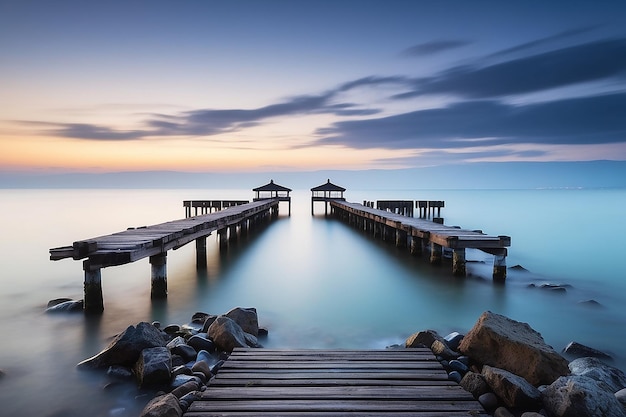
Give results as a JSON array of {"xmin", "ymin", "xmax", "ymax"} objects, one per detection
[
  {"xmin": 185, "ymin": 348, "xmax": 488, "ymax": 417},
  {"xmin": 331, "ymin": 201, "xmax": 510, "ymax": 252},
  {"xmin": 50, "ymin": 200, "xmax": 278, "ymax": 268}
]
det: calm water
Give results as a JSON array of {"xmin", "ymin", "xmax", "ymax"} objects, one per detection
[{"xmin": 0, "ymin": 188, "xmax": 625, "ymax": 416}]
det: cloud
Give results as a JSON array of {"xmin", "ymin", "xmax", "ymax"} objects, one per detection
[
  {"xmin": 395, "ymin": 38, "xmax": 626, "ymax": 99},
  {"xmin": 317, "ymin": 92, "xmax": 626, "ymax": 150},
  {"xmin": 402, "ymin": 40, "xmax": 472, "ymax": 56}
]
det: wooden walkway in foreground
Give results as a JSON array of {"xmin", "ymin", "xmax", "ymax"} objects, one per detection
[{"xmin": 185, "ymin": 348, "xmax": 487, "ymax": 417}]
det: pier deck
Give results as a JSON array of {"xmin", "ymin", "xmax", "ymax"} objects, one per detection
[
  {"xmin": 49, "ymin": 199, "xmax": 279, "ymax": 312},
  {"xmin": 331, "ymin": 201, "xmax": 510, "ymax": 280},
  {"xmin": 185, "ymin": 348, "xmax": 487, "ymax": 417}
]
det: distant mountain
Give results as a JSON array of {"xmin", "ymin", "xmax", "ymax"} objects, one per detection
[{"xmin": 1, "ymin": 161, "xmax": 625, "ymax": 190}]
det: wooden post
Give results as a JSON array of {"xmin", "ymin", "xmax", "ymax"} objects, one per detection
[
  {"xmin": 150, "ymin": 253, "xmax": 167, "ymax": 299},
  {"xmin": 83, "ymin": 260, "xmax": 104, "ymax": 314},
  {"xmin": 410, "ymin": 235, "xmax": 422, "ymax": 256},
  {"xmin": 240, "ymin": 220, "xmax": 248, "ymax": 237},
  {"xmin": 493, "ymin": 253, "xmax": 507, "ymax": 282},
  {"xmin": 395, "ymin": 223, "xmax": 406, "ymax": 248},
  {"xmin": 218, "ymin": 228, "xmax": 228, "ymax": 249},
  {"xmin": 430, "ymin": 242, "xmax": 442, "ymax": 265},
  {"xmin": 229, "ymin": 224, "xmax": 238, "ymax": 242},
  {"xmin": 452, "ymin": 248, "xmax": 466, "ymax": 276},
  {"xmin": 196, "ymin": 237, "xmax": 207, "ymax": 269}
]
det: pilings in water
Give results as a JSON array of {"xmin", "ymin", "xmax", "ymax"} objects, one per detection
[
  {"xmin": 330, "ymin": 201, "xmax": 510, "ymax": 282},
  {"xmin": 184, "ymin": 200, "xmax": 249, "ymax": 218},
  {"xmin": 52, "ymin": 200, "xmax": 280, "ymax": 314}
]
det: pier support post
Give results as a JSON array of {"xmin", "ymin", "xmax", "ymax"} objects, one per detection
[
  {"xmin": 196, "ymin": 237, "xmax": 207, "ymax": 269},
  {"xmin": 452, "ymin": 248, "xmax": 466, "ymax": 276},
  {"xmin": 395, "ymin": 225, "xmax": 406, "ymax": 248},
  {"xmin": 83, "ymin": 260, "xmax": 104, "ymax": 314},
  {"xmin": 150, "ymin": 253, "xmax": 167, "ymax": 299},
  {"xmin": 229, "ymin": 224, "xmax": 238, "ymax": 242},
  {"xmin": 410, "ymin": 236, "xmax": 422, "ymax": 256},
  {"xmin": 430, "ymin": 242, "xmax": 442, "ymax": 265},
  {"xmin": 218, "ymin": 228, "xmax": 228, "ymax": 249},
  {"xmin": 240, "ymin": 220, "xmax": 248, "ymax": 237},
  {"xmin": 493, "ymin": 253, "xmax": 507, "ymax": 282}
]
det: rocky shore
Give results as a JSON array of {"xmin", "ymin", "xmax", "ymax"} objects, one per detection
[{"xmin": 68, "ymin": 307, "xmax": 626, "ymax": 417}]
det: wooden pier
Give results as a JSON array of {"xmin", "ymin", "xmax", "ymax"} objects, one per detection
[
  {"xmin": 49, "ymin": 200, "xmax": 280, "ymax": 313},
  {"xmin": 184, "ymin": 347, "xmax": 488, "ymax": 417},
  {"xmin": 330, "ymin": 201, "xmax": 511, "ymax": 281}
]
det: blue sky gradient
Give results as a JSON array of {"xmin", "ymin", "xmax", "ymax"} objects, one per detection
[{"xmin": 1, "ymin": 1, "xmax": 625, "ymax": 172}]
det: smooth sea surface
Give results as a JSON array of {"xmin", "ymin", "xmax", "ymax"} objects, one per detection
[{"xmin": 1, "ymin": 188, "xmax": 625, "ymax": 416}]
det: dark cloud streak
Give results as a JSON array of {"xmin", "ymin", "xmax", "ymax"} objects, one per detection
[{"xmin": 402, "ymin": 40, "xmax": 472, "ymax": 56}]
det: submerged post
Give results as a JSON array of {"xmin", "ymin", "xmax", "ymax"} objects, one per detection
[
  {"xmin": 150, "ymin": 253, "xmax": 167, "ymax": 299},
  {"xmin": 493, "ymin": 252, "xmax": 507, "ymax": 282},
  {"xmin": 452, "ymin": 248, "xmax": 466, "ymax": 276},
  {"xmin": 83, "ymin": 260, "xmax": 104, "ymax": 314},
  {"xmin": 196, "ymin": 237, "xmax": 207, "ymax": 268},
  {"xmin": 430, "ymin": 242, "xmax": 442, "ymax": 265}
]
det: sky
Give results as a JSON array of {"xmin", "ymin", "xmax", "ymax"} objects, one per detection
[{"xmin": 1, "ymin": 0, "xmax": 626, "ymax": 174}]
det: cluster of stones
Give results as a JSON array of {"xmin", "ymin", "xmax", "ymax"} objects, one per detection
[
  {"xmin": 406, "ymin": 311, "xmax": 626, "ymax": 417},
  {"xmin": 74, "ymin": 307, "xmax": 264, "ymax": 417}
]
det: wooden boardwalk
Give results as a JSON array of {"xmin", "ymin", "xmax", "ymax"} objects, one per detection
[
  {"xmin": 330, "ymin": 201, "xmax": 510, "ymax": 280},
  {"xmin": 49, "ymin": 199, "xmax": 279, "ymax": 312},
  {"xmin": 185, "ymin": 348, "xmax": 487, "ymax": 417}
]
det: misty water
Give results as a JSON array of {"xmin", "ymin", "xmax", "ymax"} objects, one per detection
[{"xmin": 1, "ymin": 188, "xmax": 625, "ymax": 416}]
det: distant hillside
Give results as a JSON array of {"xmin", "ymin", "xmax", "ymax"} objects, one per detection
[{"xmin": 1, "ymin": 161, "xmax": 625, "ymax": 190}]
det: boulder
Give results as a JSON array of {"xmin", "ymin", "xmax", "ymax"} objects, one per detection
[
  {"xmin": 46, "ymin": 298, "xmax": 73, "ymax": 308},
  {"xmin": 460, "ymin": 371, "xmax": 490, "ymax": 398},
  {"xmin": 458, "ymin": 311, "xmax": 569, "ymax": 385},
  {"xmin": 208, "ymin": 316, "xmax": 248, "ymax": 353},
  {"xmin": 201, "ymin": 315, "xmax": 218, "ymax": 333},
  {"xmin": 171, "ymin": 380, "xmax": 200, "ymax": 399},
  {"xmin": 134, "ymin": 347, "xmax": 172, "ymax": 387},
  {"xmin": 478, "ymin": 392, "xmax": 499, "ymax": 411},
  {"xmin": 139, "ymin": 393, "xmax": 182, "ymax": 417},
  {"xmin": 431, "ymin": 339, "xmax": 458, "ymax": 360},
  {"xmin": 244, "ymin": 332, "xmax": 261, "ymax": 348},
  {"xmin": 444, "ymin": 332, "xmax": 464, "ymax": 351},
  {"xmin": 187, "ymin": 334, "xmax": 215, "ymax": 353},
  {"xmin": 77, "ymin": 322, "xmax": 167, "ymax": 369},
  {"xmin": 225, "ymin": 307, "xmax": 259, "ymax": 337},
  {"xmin": 542, "ymin": 375, "xmax": 626, "ymax": 417},
  {"xmin": 482, "ymin": 365, "xmax": 542, "ymax": 409},
  {"xmin": 615, "ymin": 388, "xmax": 626, "ymax": 406},
  {"xmin": 191, "ymin": 360, "xmax": 212, "ymax": 379},
  {"xmin": 45, "ymin": 299, "xmax": 84, "ymax": 313},
  {"xmin": 493, "ymin": 407, "xmax": 515, "ymax": 417},
  {"xmin": 563, "ymin": 342, "xmax": 612, "ymax": 360},
  {"xmin": 170, "ymin": 344, "xmax": 197, "ymax": 363},
  {"xmin": 405, "ymin": 329, "xmax": 441, "ymax": 348},
  {"xmin": 569, "ymin": 357, "xmax": 626, "ymax": 393}
]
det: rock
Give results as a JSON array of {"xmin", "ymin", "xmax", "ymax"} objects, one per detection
[
  {"xmin": 170, "ymin": 374, "xmax": 201, "ymax": 389},
  {"xmin": 569, "ymin": 357, "xmax": 626, "ymax": 393},
  {"xmin": 458, "ymin": 311, "xmax": 569, "ymax": 385},
  {"xmin": 208, "ymin": 316, "xmax": 248, "ymax": 353},
  {"xmin": 225, "ymin": 307, "xmax": 259, "ymax": 337},
  {"xmin": 479, "ymin": 392, "xmax": 499, "ymax": 410},
  {"xmin": 448, "ymin": 371, "xmax": 462, "ymax": 383},
  {"xmin": 191, "ymin": 312, "xmax": 211, "ymax": 324},
  {"xmin": 170, "ymin": 344, "xmax": 197, "ymax": 363},
  {"xmin": 578, "ymin": 299, "xmax": 603, "ymax": 308},
  {"xmin": 520, "ymin": 413, "xmax": 545, "ymax": 417},
  {"xmin": 211, "ymin": 360, "xmax": 225, "ymax": 374},
  {"xmin": 163, "ymin": 324, "xmax": 181, "ymax": 335},
  {"xmin": 78, "ymin": 322, "xmax": 167, "ymax": 369},
  {"xmin": 151, "ymin": 321, "xmax": 161, "ymax": 329},
  {"xmin": 449, "ymin": 359, "xmax": 469, "ymax": 374},
  {"xmin": 196, "ymin": 349, "xmax": 216, "ymax": 366},
  {"xmin": 444, "ymin": 332, "xmax": 464, "ymax": 351},
  {"xmin": 166, "ymin": 336, "xmax": 186, "ymax": 349},
  {"xmin": 134, "ymin": 347, "xmax": 172, "ymax": 387},
  {"xmin": 258, "ymin": 327, "xmax": 269, "ymax": 337},
  {"xmin": 201, "ymin": 315, "xmax": 218, "ymax": 333},
  {"xmin": 171, "ymin": 380, "xmax": 200, "ymax": 399},
  {"xmin": 460, "ymin": 371, "xmax": 490, "ymax": 398},
  {"xmin": 244, "ymin": 332, "xmax": 261, "ymax": 348},
  {"xmin": 482, "ymin": 365, "xmax": 542, "ymax": 410},
  {"xmin": 510, "ymin": 264, "xmax": 528, "ymax": 271},
  {"xmin": 171, "ymin": 365, "xmax": 193, "ymax": 377},
  {"xmin": 191, "ymin": 360, "xmax": 212, "ymax": 380},
  {"xmin": 542, "ymin": 375, "xmax": 626, "ymax": 417},
  {"xmin": 106, "ymin": 365, "xmax": 133, "ymax": 379},
  {"xmin": 494, "ymin": 407, "xmax": 515, "ymax": 417},
  {"xmin": 431, "ymin": 339, "xmax": 458, "ymax": 360},
  {"xmin": 47, "ymin": 298, "xmax": 73, "ymax": 308},
  {"xmin": 139, "ymin": 393, "xmax": 182, "ymax": 417},
  {"xmin": 616, "ymin": 388, "xmax": 626, "ymax": 406},
  {"xmin": 563, "ymin": 342, "xmax": 612, "ymax": 360},
  {"xmin": 187, "ymin": 334, "xmax": 215, "ymax": 353},
  {"xmin": 45, "ymin": 299, "xmax": 84, "ymax": 313},
  {"xmin": 405, "ymin": 329, "xmax": 441, "ymax": 348}
]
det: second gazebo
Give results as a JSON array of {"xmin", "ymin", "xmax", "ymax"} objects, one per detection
[{"xmin": 310, "ymin": 179, "xmax": 346, "ymax": 215}]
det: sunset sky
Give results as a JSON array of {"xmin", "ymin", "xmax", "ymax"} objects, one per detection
[{"xmin": 2, "ymin": 1, "xmax": 626, "ymax": 173}]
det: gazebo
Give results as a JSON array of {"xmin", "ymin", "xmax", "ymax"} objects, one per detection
[
  {"xmin": 310, "ymin": 179, "xmax": 346, "ymax": 215},
  {"xmin": 253, "ymin": 179, "xmax": 292, "ymax": 215}
]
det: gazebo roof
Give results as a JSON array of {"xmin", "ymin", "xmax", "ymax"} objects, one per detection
[
  {"xmin": 253, "ymin": 179, "xmax": 292, "ymax": 192},
  {"xmin": 310, "ymin": 179, "xmax": 346, "ymax": 192}
]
